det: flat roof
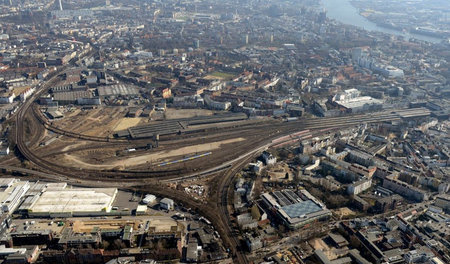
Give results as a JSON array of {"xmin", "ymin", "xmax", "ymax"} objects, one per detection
[
  {"xmin": 281, "ymin": 200, "xmax": 322, "ymax": 219},
  {"xmin": 30, "ymin": 188, "xmax": 117, "ymax": 213},
  {"xmin": 136, "ymin": 205, "xmax": 147, "ymax": 212},
  {"xmin": 147, "ymin": 218, "xmax": 178, "ymax": 233},
  {"xmin": 128, "ymin": 120, "xmax": 183, "ymax": 138},
  {"xmin": 336, "ymin": 96, "xmax": 383, "ymax": 109},
  {"xmin": 0, "ymin": 178, "xmax": 16, "ymax": 188},
  {"xmin": 53, "ymin": 91, "xmax": 92, "ymax": 101},
  {"xmin": 98, "ymin": 84, "xmax": 139, "ymax": 97},
  {"xmin": 315, "ymin": 249, "xmax": 332, "ymax": 264},
  {"xmin": 0, "ymin": 180, "xmax": 27, "ymax": 204},
  {"xmin": 329, "ymin": 233, "xmax": 348, "ymax": 245}
]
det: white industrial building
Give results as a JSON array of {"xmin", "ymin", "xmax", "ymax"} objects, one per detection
[
  {"xmin": 160, "ymin": 198, "xmax": 174, "ymax": 210},
  {"xmin": 333, "ymin": 89, "xmax": 383, "ymax": 113},
  {"xmin": 142, "ymin": 194, "xmax": 156, "ymax": 205},
  {"xmin": 27, "ymin": 187, "xmax": 118, "ymax": 217},
  {"xmin": 0, "ymin": 178, "xmax": 30, "ymax": 215}
]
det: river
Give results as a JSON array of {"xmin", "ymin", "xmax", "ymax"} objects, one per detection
[{"xmin": 321, "ymin": 0, "xmax": 442, "ymax": 44}]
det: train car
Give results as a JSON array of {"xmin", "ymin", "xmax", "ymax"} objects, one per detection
[
  {"xmin": 286, "ymin": 117, "xmax": 298, "ymax": 122},
  {"xmin": 290, "ymin": 130, "xmax": 311, "ymax": 138},
  {"xmin": 272, "ymin": 138, "xmax": 300, "ymax": 148},
  {"xmin": 199, "ymin": 216, "xmax": 212, "ymax": 225},
  {"xmin": 271, "ymin": 134, "xmax": 291, "ymax": 144}
]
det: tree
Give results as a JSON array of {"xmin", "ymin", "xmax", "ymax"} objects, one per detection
[
  {"xmin": 100, "ymin": 241, "xmax": 110, "ymax": 249},
  {"xmin": 112, "ymin": 239, "xmax": 126, "ymax": 250},
  {"xmin": 251, "ymin": 205, "xmax": 261, "ymax": 220}
]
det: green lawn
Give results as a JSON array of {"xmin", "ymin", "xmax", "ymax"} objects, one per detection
[{"xmin": 209, "ymin": 71, "xmax": 236, "ymax": 80}]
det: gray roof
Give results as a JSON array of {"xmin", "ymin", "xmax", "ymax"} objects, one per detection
[
  {"xmin": 282, "ymin": 200, "xmax": 322, "ymax": 218},
  {"xmin": 97, "ymin": 84, "xmax": 139, "ymax": 97},
  {"xmin": 160, "ymin": 198, "xmax": 174, "ymax": 205}
]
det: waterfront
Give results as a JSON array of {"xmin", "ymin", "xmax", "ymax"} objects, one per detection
[{"xmin": 321, "ymin": 0, "xmax": 442, "ymax": 43}]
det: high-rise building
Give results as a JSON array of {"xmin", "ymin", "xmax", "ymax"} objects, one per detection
[
  {"xmin": 58, "ymin": 0, "xmax": 63, "ymax": 11},
  {"xmin": 352, "ymin": 47, "xmax": 363, "ymax": 62},
  {"xmin": 318, "ymin": 10, "xmax": 327, "ymax": 24},
  {"xmin": 244, "ymin": 34, "xmax": 249, "ymax": 45},
  {"xmin": 194, "ymin": 39, "xmax": 200, "ymax": 49}
]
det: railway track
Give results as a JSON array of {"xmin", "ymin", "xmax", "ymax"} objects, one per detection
[
  {"xmin": 12, "ymin": 67, "xmax": 185, "ymax": 182},
  {"xmin": 12, "ymin": 80, "xmax": 432, "ymax": 264},
  {"xmin": 217, "ymin": 153, "xmax": 257, "ymax": 264},
  {"xmin": 27, "ymin": 94, "xmax": 429, "ymax": 146},
  {"xmin": 31, "ymin": 104, "xmax": 129, "ymax": 143},
  {"xmin": 14, "ymin": 129, "xmax": 275, "ymax": 183},
  {"xmin": 18, "ymin": 126, "xmax": 272, "ymax": 182},
  {"xmin": 21, "ymin": 99, "xmax": 428, "ymax": 165},
  {"xmin": 10, "ymin": 60, "xmax": 432, "ymax": 258},
  {"xmin": 14, "ymin": 107, "xmax": 429, "ymax": 183}
]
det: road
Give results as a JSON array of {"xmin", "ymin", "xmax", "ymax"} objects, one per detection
[{"xmin": 4, "ymin": 46, "xmax": 433, "ymax": 264}]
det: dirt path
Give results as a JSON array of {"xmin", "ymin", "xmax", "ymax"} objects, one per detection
[{"xmin": 61, "ymin": 141, "xmax": 89, "ymax": 152}]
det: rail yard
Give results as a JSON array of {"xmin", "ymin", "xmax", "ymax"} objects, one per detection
[
  {"xmin": 0, "ymin": 1, "xmax": 448, "ymax": 263},
  {"xmin": 3, "ymin": 67, "xmax": 435, "ymax": 264},
  {"xmin": 9, "ymin": 80, "xmax": 431, "ymax": 183}
]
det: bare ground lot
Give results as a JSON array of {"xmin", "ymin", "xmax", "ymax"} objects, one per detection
[
  {"xmin": 164, "ymin": 108, "xmax": 215, "ymax": 120},
  {"xmin": 62, "ymin": 137, "xmax": 245, "ymax": 170},
  {"xmin": 52, "ymin": 107, "xmax": 130, "ymax": 137},
  {"xmin": 113, "ymin": 117, "xmax": 145, "ymax": 131},
  {"xmin": 48, "ymin": 106, "xmax": 236, "ymax": 137}
]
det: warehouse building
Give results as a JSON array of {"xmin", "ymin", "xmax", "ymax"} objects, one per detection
[
  {"xmin": 26, "ymin": 188, "xmax": 118, "ymax": 218},
  {"xmin": 332, "ymin": 89, "xmax": 383, "ymax": 113},
  {"xmin": 0, "ymin": 178, "xmax": 30, "ymax": 215},
  {"xmin": 97, "ymin": 84, "xmax": 139, "ymax": 97},
  {"xmin": 142, "ymin": 194, "xmax": 156, "ymax": 205},
  {"xmin": 52, "ymin": 91, "xmax": 100, "ymax": 105},
  {"xmin": 261, "ymin": 189, "xmax": 331, "ymax": 229},
  {"xmin": 334, "ymin": 96, "xmax": 383, "ymax": 113},
  {"xmin": 160, "ymin": 198, "xmax": 174, "ymax": 211}
]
